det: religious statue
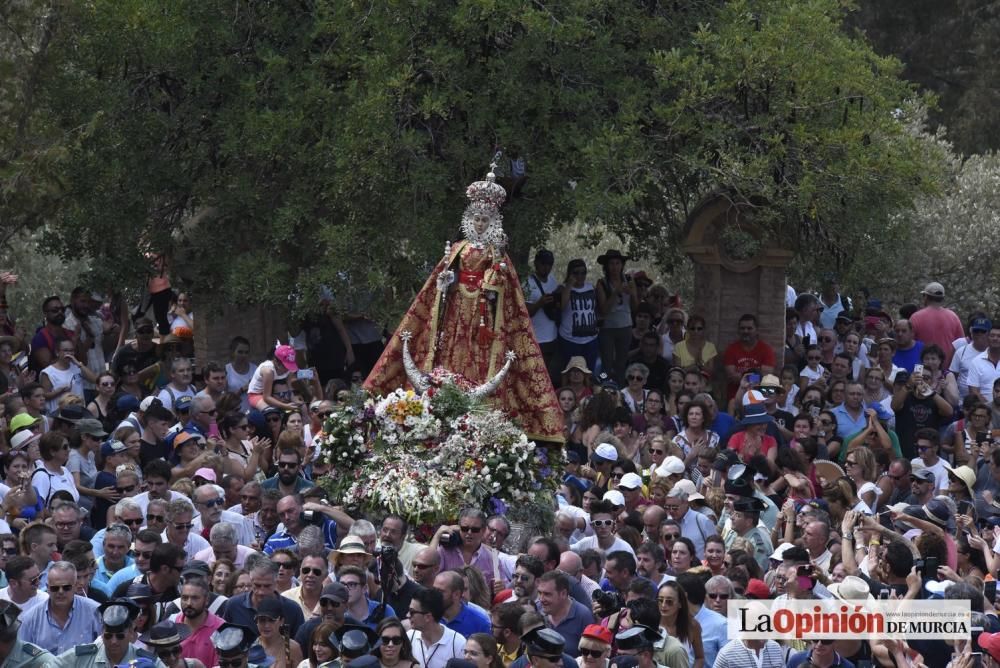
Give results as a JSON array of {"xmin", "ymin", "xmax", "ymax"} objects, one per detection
[{"xmin": 365, "ymin": 162, "xmax": 564, "ymax": 442}]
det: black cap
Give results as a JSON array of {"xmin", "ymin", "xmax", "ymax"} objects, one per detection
[
  {"xmin": 614, "ymin": 626, "xmax": 661, "ymax": 651},
  {"xmin": 125, "ymin": 582, "xmax": 156, "ymax": 604},
  {"xmin": 212, "ymin": 624, "xmax": 255, "ymax": 657},
  {"xmin": 724, "ymin": 476, "xmax": 754, "ymax": 498},
  {"xmin": 732, "ymin": 497, "xmax": 767, "ymax": 513},
  {"xmin": 140, "ymin": 620, "xmax": 192, "ymax": 646},
  {"xmin": 611, "ymin": 657, "xmax": 640, "ymax": 668},
  {"xmin": 182, "ymin": 560, "xmax": 211, "ymax": 578},
  {"xmin": 99, "ymin": 599, "xmax": 140, "ymax": 632},
  {"xmin": 332, "ymin": 619, "xmax": 378, "ymax": 656},
  {"xmin": 0, "ymin": 601, "xmax": 21, "ymax": 634},
  {"xmin": 526, "ymin": 628, "xmax": 565, "ymax": 656},
  {"xmin": 254, "ymin": 596, "xmax": 284, "ymax": 621}
]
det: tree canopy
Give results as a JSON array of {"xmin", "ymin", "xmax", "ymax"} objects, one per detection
[{"xmin": 1, "ymin": 0, "xmax": 944, "ymax": 317}]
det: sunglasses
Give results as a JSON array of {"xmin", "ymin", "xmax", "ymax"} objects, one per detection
[
  {"xmin": 2, "ymin": 548, "xmax": 16, "ymax": 556},
  {"xmin": 199, "ymin": 498, "xmax": 224, "ymax": 508},
  {"xmin": 459, "ymin": 526, "xmax": 482, "ymax": 534},
  {"xmin": 591, "ymin": 519, "xmax": 614, "ymax": 527},
  {"xmin": 48, "ymin": 584, "xmax": 74, "ymax": 593},
  {"xmin": 301, "ymin": 567, "xmax": 324, "ymax": 576},
  {"xmin": 813, "ymin": 639, "xmax": 835, "ymax": 645},
  {"xmin": 706, "ymin": 592, "xmax": 729, "ymax": 600},
  {"xmin": 274, "ymin": 561, "xmax": 294, "ymax": 569},
  {"xmin": 147, "ymin": 514, "xmax": 165, "ymax": 524},
  {"xmin": 266, "ymin": 416, "xmax": 282, "ymax": 423},
  {"xmin": 172, "ymin": 522, "xmax": 194, "ymax": 531},
  {"xmin": 661, "ymin": 533, "xmax": 679, "ymax": 541},
  {"xmin": 649, "ymin": 448, "xmax": 664, "ymax": 455},
  {"xmin": 578, "ymin": 649, "xmax": 605, "ymax": 659},
  {"xmin": 277, "ymin": 462, "xmax": 299, "ymax": 469},
  {"xmin": 380, "ymin": 636, "xmax": 404, "ymax": 646},
  {"xmin": 320, "ymin": 599, "xmax": 343, "ymax": 608},
  {"xmin": 157, "ymin": 646, "xmax": 183, "ymax": 658},
  {"xmin": 135, "ymin": 550, "xmax": 154, "ymax": 560}
]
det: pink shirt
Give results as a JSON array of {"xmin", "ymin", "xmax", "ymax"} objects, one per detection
[
  {"xmin": 192, "ymin": 545, "xmax": 256, "ymax": 569},
  {"xmin": 172, "ymin": 611, "xmax": 225, "ymax": 668},
  {"xmin": 437, "ymin": 544, "xmax": 513, "ymax": 589},
  {"xmin": 911, "ymin": 306, "xmax": 965, "ymax": 366}
]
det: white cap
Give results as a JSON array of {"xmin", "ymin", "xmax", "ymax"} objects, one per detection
[
  {"xmin": 669, "ymin": 478, "xmax": 704, "ymax": 502},
  {"xmin": 594, "ymin": 443, "xmax": 619, "ymax": 462},
  {"xmin": 603, "ymin": 490, "xmax": 626, "ymax": 507},
  {"xmin": 618, "ymin": 473, "xmax": 643, "ymax": 491},
  {"xmin": 742, "ymin": 389, "xmax": 766, "ymax": 406},
  {"xmin": 858, "ymin": 481, "xmax": 882, "ymax": 498},
  {"xmin": 769, "ymin": 542, "xmax": 796, "ymax": 561},
  {"xmin": 139, "ymin": 396, "xmax": 158, "ymax": 412},
  {"xmin": 655, "ymin": 456, "xmax": 685, "ymax": 477},
  {"xmin": 10, "ymin": 430, "xmax": 39, "ymax": 451}
]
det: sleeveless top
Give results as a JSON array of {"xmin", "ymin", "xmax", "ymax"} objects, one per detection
[
  {"xmin": 598, "ymin": 278, "xmax": 633, "ymax": 329},
  {"xmin": 248, "ymin": 360, "xmax": 289, "ymax": 395},
  {"xmin": 559, "ymin": 284, "xmax": 598, "ymax": 344}
]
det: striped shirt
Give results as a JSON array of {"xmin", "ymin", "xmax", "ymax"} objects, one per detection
[{"xmin": 714, "ymin": 640, "xmax": 784, "ymax": 668}]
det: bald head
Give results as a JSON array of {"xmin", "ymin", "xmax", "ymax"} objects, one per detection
[
  {"xmin": 642, "ymin": 505, "xmax": 666, "ymax": 538},
  {"xmin": 411, "ymin": 547, "xmax": 440, "ymax": 586},
  {"xmin": 558, "ymin": 550, "xmax": 583, "ymax": 578},
  {"xmin": 894, "ymin": 319, "xmax": 914, "ymax": 346}
]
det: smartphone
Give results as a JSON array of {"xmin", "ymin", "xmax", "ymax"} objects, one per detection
[
  {"xmin": 297, "ymin": 369, "xmax": 315, "ymax": 380},
  {"xmin": 747, "ymin": 373, "xmax": 761, "ymax": 385},
  {"xmin": 985, "ymin": 582, "xmax": 997, "ymax": 604},
  {"xmin": 971, "ymin": 652, "xmax": 983, "ymax": 668},
  {"xmin": 913, "ymin": 363, "xmax": 924, "ymax": 378},
  {"xmin": 803, "ymin": 334, "xmax": 811, "ymax": 347},
  {"xmin": 809, "ymin": 405, "xmax": 820, "ymax": 418},
  {"xmin": 879, "ymin": 589, "xmax": 890, "ymax": 600},
  {"xmin": 977, "ymin": 432, "xmax": 989, "ymax": 445},
  {"xmin": 922, "ymin": 556, "xmax": 938, "ymax": 579},
  {"xmin": 958, "ymin": 500, "xmax": 973, "ymax": 516}
]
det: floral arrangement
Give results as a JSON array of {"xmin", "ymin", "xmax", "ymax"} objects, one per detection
[{"xmin": 314, "ymin": 376, "xmax": 561, "ymax": 526}]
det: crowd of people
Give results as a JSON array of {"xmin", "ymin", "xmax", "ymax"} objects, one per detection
[{"xmin": 0, "ymin": 260, "xmax": 995, "ymax": 668}]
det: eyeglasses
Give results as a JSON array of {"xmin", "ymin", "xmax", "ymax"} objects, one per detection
[
  {"xmin": 408, "ymin": 608, "xmax": 429, "ymax": 617},
  {"xmin": 844, "ymin": 460, "xmax": 858, "ymax": 467},
  {"xmin": 341, "ymin": 581, "xmax": 362, "ymax": 589},
  {"xmin": 172, "ymin": 522, "xmax": 193, "ymax": 531},
  {"xmin": 578, "ymin": 649, "xmax": 605, "ymax": 659},
  {"xmin": 459, "ymin": 525, "xmax": 482, "ymax": 534},
  {"xmin": 381, "ymin": 636, "xmax": 404, "ymax": 646},
  {"xmin": 706, "ymin": 592, "xmax": 729, "ymax": 600},
  {"xmin": 147, "ymin": 514, "xmax": 165, "ymax": 524},
  {"xmin": 54, "ymin": 521, "xmax": 79, "ymax": 530},
  {"xmin": 48, "ymin": 584, "xmax": 73, "ymax": 593},
  {"xmin": 274, "ymin": 561, "xmax": 294, "ymax": 570},
  {"xmin": 103, "ymin": 631, "xmax": 127, "ymax": 640},
  {"xmin": 199, "ymin": 497, "xmax": 224, "ymax": 508},
  {"xmin": 610, "ymin": 472, "xmax": 624, "ymax": 479},
  {"xmin": 591, "ymin": 519, "xmax": 614, "ymax": 527},
  {"xmin": 135, "ymin": 550, "xmax": 154, "ymax": 560},
  {"xmin": 661, "ymin": 533, "xmax": 679, "ymax": 541},
  {"xmin": 513, "ymin": 573, "xmax": 534, "ymax": 582},
  {"xmin": 121, "ymin": 517, "xmax": 143, "ymax": 527},
  {"xmin": 277, "ymin": 462, "xmax": 299, "ymax": 469},
  {"xmin": 301, "ymin": 567, "xmax": 324, "ymax": 576},
  {"xmin": 627, "ymin": 375, "xmax": 644, "ymax": 381}
]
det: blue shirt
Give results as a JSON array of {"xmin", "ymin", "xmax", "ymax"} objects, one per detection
[
  {"xmin": 832, "ymin": 404, "xmax": 867, "ymax": 440},
  {"xmin": 18, "ymin": 595, "xmax": 101, "ymax": 656},
  {"xmin": 694, "ymin": 605, "xmax": 728, "ymax": 667},
  {"xmin": 92, "ymin": 555, "xmax": 134, "ymax": 596},
  {"xmin": 361, "ymin": 598, "xmax": 397, "ymax": 629},
  {"xmin": 104, "ymin": 563, "xmax": 141, "ymax": 598},
  {"xmin": 263, "ymin": 518, "xmax": 338, "ymax": 555},
  {"xmin": 893, "ymin": 341, "xmax": 925, "ymax": 373},
  {"xmin": 676, "ymin": 508, "xmax": 717, "ymax": 557},
  {"xmin": 90, "ymin": 528, "xmax": 107, "ymax": 558},
  {"xmin": 223, "ymin": 592, "xmax": 305, "ymax": 638},
  {"xmin": 548, "ymin": 599, "xmax": 595, "ymax": 657},
  {"xmin": 711, "ymin": 412, "xmax": 736, "ymax": 442},
  {"xmin": 443, "ymin": 602, "xmax": 491, "ymax": 638}
]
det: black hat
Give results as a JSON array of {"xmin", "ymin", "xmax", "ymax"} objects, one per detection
[
  {"xmin": 713, "ymin": 449, "xmax": 740, "ymax": 473},
  {"xmin": 99, "ymin": 599, "xmax": 140, "ymax": 632},
  {"xmin": 610, "ymin": 657, "xmax": 640, "ymax": 668},
  {"xmin": 51, "ymin": 404, "xmax": 92, "ymax": 423},
  {"xmin": 331, "ymin": 618, "xmax": 379, "ymax": 657},
  {"xmin": 125, "ymin": 582, "xmax": 156, "ymax": 605},
  {"xmin": 724, "ymin": 476, "xmax": 755, "ymax": 498},
  {"xmin": 0, "ymin": 600, "xmax": 22, "ymax": 634},
  {"xmin": 254, "ymin": 596, "xmax": 285, "ymax": 621},
  {"xmin": 615, "ymin": 625, "xmax": 661, "ymax": 652},
  {"xmin": 732, "ymin": 497, "xmax": 767, "ymax": 513},
  {"xmin": 526, "ymin": 628, "xmax": 566, "ymax": 656},
  {"xmin": 212, "ymin": 623, "xmax": 255, "ymax": 657},
  {"xmin": 140, "ymin": 620, "xmax": 192, "ymax": 647},
  {"xmin": 597, "ymin": 249, "xmax": 630, "ymax": 265},
  {"xmin": 182, "ymin": 560, "xmax": 211, "ymax": 579}
]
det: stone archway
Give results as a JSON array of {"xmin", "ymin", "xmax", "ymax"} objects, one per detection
[{"xmin": 682, "ymin": 193, "xmax": 793, "ymax": 375}]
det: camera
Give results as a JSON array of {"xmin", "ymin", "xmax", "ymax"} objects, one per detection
[
  {"xmin": 300, "ymin": 510, "xmax": 326, "ymax": 526},
  {"xmin": 592, "ymin": 590, "xmax": 624, "ymax": 618},
  {"xmin": 373, "ymin": 544, "xmax": 397, "ymax": 560},
  {"xmin": 441, "ymin": 531, "xmax": 462, "ymax": 549}
]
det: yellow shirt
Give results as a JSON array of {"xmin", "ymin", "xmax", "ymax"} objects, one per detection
[{"xmin": 672, "ymin": 340, "xmax": 717, "ymax": 369}]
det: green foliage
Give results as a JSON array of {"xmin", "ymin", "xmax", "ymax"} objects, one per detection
[{"xmin": 1, "ymin": 0, "xmax": 944, "ymax": 315}]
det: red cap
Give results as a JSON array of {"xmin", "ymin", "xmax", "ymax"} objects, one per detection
[
  {"xmin": 582, "ymin": 624, "xmax": 612, "ymax": 645},
  {"xmin": 746, "ymin": 579, "xmax": 771, "ymax": 599},
  {"xmin": 978, "ymin": 632, "xmax": 1000, "ymax": 663},
  {"xmin": 491, "ymin": 589, "xmax": 514, "ymax": 607}
]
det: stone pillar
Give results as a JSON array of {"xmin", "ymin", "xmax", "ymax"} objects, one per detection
[
  {"xmin": 682, "ymin": 194, "xmax": 793, "ymax": 377},
  {"xmin": 193, "ymin": 304, "xmax": 291, "ymax": 370}
]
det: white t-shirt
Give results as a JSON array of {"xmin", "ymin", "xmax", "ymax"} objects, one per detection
[
  {"xmin": 524, "ymin": 274, "xmax": 559, "ymax": 344},
  {"xmin": 161, "ymin": 529, "xmax": 210, "ymax": 560},
  {"xmin": 247, "ymin": 360, "xmax": 289, "ymax": 395},
  {"xmin": 132, "ymin": 490, "xmax": 181, "ymax": 515},
  {"xmin": 41, "ymin": 364, "xmax": 85, "ymax": 413},
  {"xmin": 569, "ymin": 534, "xmax": 636, "ymax": 558},
  {"xmin": 226, "ymin": 362, "xmax": 258, "ymax": 411},
  {"xmin": 407, "ymin": 627, "xmax": 466, "ymax": 668},
  {"xmin": 967, "ymin": 351, "xmax": 1000, "ymax": 402},
  {"xmin": 951, "ymin": 341, "xmax": 987, "ymax": 398},
  {"xmin": 0, "ymin": 588, "xmax": 47, "ymax": 614},
  {"xmin": 910, "ymin": 457, "xmax": 950, "ymax": 491},
  {"xmin": 31, "ymin": 463, "xmax": 79, "ymax": 504},
  {"xmin": 62, "ymin": 311, "xmax": 106, "ymax": 390},
  {"xmin": 799, "ymin": 364, "xmax": 826, "ymax": 385}
]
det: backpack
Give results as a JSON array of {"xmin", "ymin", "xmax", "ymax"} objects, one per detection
[{"xmin": 532, "ymin": 276, "xmax": 561, "ymax": 325}]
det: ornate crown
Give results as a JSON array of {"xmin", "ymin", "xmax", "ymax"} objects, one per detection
[{"xmin": 465, "ymin": 161, "xmax": 507, "ymax": 210}]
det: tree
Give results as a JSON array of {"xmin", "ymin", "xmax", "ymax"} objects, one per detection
[{"xmin": 1, "ymin": 0, "xmax": 943, "ymax": 319}]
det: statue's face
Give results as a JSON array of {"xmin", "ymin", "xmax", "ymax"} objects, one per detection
[{"xmin": 472, "ymin": 212, "xmax": 492, "ymax": 234}]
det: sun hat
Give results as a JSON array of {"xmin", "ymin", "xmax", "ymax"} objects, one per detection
[
  {"xmin": 740, "ymin": 404, "xmax": 773, "ymax": 426},
  {"xmin": 828, "ymin": 575, "xmax": 874, "ymax": 601},
  {"xmin": 9, "ymin": 430, "xmax": 40, "ymax": 451},
  {"xmin": 561, "ymin": 356, "xmax": 592, "ymax": 376},
  {"xmin": 944, "ymin": 463, "xmax": 977, "ymax": 498},
  {"xmin": 333, "ymin": 536, "xmax": 371, "ymax": 558},
  {"xmin": 596, "ymin": 249, "xmax": 630, "ymax": 265}
]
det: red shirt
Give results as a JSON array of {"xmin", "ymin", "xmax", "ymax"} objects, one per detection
[
  {"xmin": 722, "ymin": 339, "xmax": 777, "ymax": 397},
  {"xmin": 910, "ymin": 306, "xmax": 965, "ymax": 367}
]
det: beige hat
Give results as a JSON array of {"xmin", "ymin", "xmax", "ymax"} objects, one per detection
[
  {"xmin": 828, "ymin": 575, "xmax": 874, "ymax": 601},
  {"xmin": 669, "ymin": 478, "xmax": 705, "ymax": 502},
  {"xmin": 561, "ymin": 356, "xmax": 592, "ymax": 376},
  {"xmin": 813, "ymin": 460, "xmax": 845, "ymax": 486},
  {"xmin": 332, "ymin": 536, "xmax": 371, "ymax": 560},
  {"xmin": 944, "ymin": 463, "xmax": 976, "ymax": 498}
]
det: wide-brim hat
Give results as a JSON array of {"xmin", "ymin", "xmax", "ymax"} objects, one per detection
[
  {"xmin": 597, "ymin": 249, "xmax": 630, "ymax": 265},
  {"xmin": 944, "ymin": 463, "xmax": 977, "ymax": 498},
  {"xmin": 140, "ymin": 620, "xmax": 192, "ymax": 646},
  {"xmin": 333, "ymin": 536, "xmax": 371, "ymax": 558},
  {"xmin": 813, "ymin": 460, "xmax": 845, "ymax": 486},
  {"xmin": 740, "ymin": 404, "xmax": 773, "ymax": 426},
  {"xmin": 561, "ymin": 356, "xmax": 592, "ymax": 376},
  {"xmin": 828, "ymin": 575, "xmax": 874, "ymax": 601}
]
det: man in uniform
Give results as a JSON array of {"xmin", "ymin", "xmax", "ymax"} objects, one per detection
[
  {"xmin": 727, "ymin": 497, "xmax": 773, "ymax": 571},
  {"xmin": 0, "ymin": 600, "xmax": 53, "ymax": 668},
  {"xmin": 52, "ymin": 599, "xmax": 162, "ymax": 668},
  {"xmin": 211, "ymin": 623, "xmax": 271, "ymax": 668},
  {"xmin": 614, "ymin": 626, "xmax": 664, "ymax": 668}
]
